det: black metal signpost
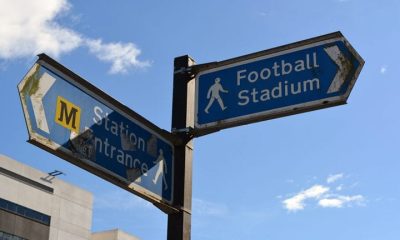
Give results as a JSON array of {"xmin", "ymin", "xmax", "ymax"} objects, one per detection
[
  {"xmin": 167, "ymin": 31, "xmax": 364, "ymax": 240},
  {"xmin": 19, "ymin": 32, "xmax": 363, "ymax": 240},
  {"xmin": 167, "ymin": 56, "xmax": 196, "ymax": 240}
]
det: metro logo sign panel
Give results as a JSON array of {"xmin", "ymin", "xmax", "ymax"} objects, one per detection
[
  {"xmin": 195, "ymin": 32, "xmax": 364, "ymax": 132},
  {"xmin": 18, "ymin": 55, "xmax": 174, "ymax": 205}
]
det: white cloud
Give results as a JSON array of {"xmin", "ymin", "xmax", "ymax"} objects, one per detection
[
  {"xmin": 193, "ymin": 198, "xmax": 229, "ymax": 217},
  {"xmin": 0, "ymin": 0, "xmax": 149, "ymax": 74},
  {"xmin": 283, "ymin": 185, "xmax": 329, "ymax": 212},
  {"xmin": 318, "ymin": 198, "xmax": 343, "ymax": 208},
  {"xmin": 86, "ymin": 39, "xmax": 150, "ymax": 74},
  {"xmin": 282, "ymin": 174, "xmax": 365, "ymax": 212},
  {"xmin": 327, "ymin": 173, "xmax": 344, "ymax": 184},
  {"xmin": 0, "ymin": 0, "xmax": 81, "ymax": 58},
  {"xmin": 380, "ymin": 65, "xmax": 388, "ymax": 74},
  {"xmin": 319, "ymin": 195, "xmax": 364, "ymax": 208}
]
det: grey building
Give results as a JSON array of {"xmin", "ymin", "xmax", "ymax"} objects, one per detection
[
  {"xmin": 91, "ymin": 229, "xmax": 139, "ymax": 240},
  {"xmin": 0, "ymin": 154, "xmax": 93, "ymax": 240},
  {"xmin": 0, "ymin": 154, "xmax": 140, "ymax": 240}
]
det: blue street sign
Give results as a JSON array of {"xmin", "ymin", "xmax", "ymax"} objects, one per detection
[
  {"xmin": 18, "ymin": 54, "xmax": 175, "ymax": 206},
  {"xmin": 195, "ymin": 32, "xmax": 364, "ymax": 133}
]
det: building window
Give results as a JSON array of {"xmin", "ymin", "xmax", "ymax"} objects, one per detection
[
  {"xmin": 0, "ymin": 231, "xmax": 27, "ymax": 240},
  {"xmin": 0, "ymin": 198, "xmax": 50, "ymax": 226}
]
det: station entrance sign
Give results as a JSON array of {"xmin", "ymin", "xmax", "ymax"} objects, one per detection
[
  {"xmin": 195, "ymin": 32, "xmax": 364, "ymax": 133},
  {"xmin": 18, "ymin": 54, "xmax": 175, "ymax": 207}
]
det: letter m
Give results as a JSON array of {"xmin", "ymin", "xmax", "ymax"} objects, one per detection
[{"xmin": 55, "ymin": 96, "xmax": 81, "ymax": 133}]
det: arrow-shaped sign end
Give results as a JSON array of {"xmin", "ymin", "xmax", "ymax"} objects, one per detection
[
  {"xmin": 30, "ymin": 72, "xmax": 56, "ymax": 134},
  {"xmin": 325, "ymin": 45, "xmax": 352, "ymax": 94}
]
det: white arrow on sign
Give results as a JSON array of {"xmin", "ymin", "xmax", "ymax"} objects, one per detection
[
  {"xmin": 325, "ymin": 45, "xmax": 352, "ymax": 94},
  {"xmin": 30, "ymin": 72, "xmax": 56, "ymax": 134}
]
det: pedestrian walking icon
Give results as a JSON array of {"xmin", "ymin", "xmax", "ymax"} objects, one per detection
[
  {"xmin": 204, "ymin": 78, "xmax": 229, "ymax": 114},
  {"xmin": 152, "ymin": 149, "xmax": 168, "ymax": 190}
]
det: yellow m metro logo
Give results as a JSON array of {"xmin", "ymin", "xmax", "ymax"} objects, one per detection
[{"xmin": 55, "ymin": 96, "xmax": 81, "ymax": 133}]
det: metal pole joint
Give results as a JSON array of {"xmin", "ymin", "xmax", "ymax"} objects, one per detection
[{"xmin": 172, "ymin": 127, "xmax": 195, "ymax": 144}]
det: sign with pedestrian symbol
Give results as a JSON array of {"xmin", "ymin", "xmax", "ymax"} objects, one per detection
[
  {"xmin": 195, "ymin": 32, "xmax": 364, "ymax": 133},
  {"xmin": 18, "ymin": 54, "xmax": 175, "ymax": 205},
  {"xmin": 204, "ymin": 78, "xmax": 229, "ymax": 114}
]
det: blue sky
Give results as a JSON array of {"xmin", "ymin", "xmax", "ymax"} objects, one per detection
[{"xmin": 1, "ymin": 0, "xmax": 400, "ymax": 239}]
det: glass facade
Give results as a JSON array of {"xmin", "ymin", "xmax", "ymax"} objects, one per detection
[
  {"xmin": 0, "ymin": 231, "xmax": 27, "ymax": 240},
  {"xmin": 0, "ymin": 198, "xmax": 50, "ymax": 226}
]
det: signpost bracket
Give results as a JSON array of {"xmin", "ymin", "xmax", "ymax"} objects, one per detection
[
  {"xmin": 172, "ymin": 127, "xmax": 195, "ymax": 144},
  {"xmin": 174, "ymin": 61, "xmax": 219, "ymax": 79}
]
